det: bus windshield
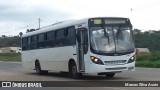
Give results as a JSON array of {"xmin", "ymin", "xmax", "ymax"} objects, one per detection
[{"xmin": 90, "ymin": 26, "xmax": 135, "ymax": 55}]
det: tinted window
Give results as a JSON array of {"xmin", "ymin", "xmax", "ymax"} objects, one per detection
[
  {"xmin": 28, "ymin": 37, "xmax": 31, "ymax": 44},
  {"xmin": 30, "ymin": 35, "xmax": 37, "ymax": 49},
  {"xmin": 22, "ymin": 37, "xmax": 28, "ymax": 44},
  {"xmin": 56, "ymin": 29, "xmax": 65, "ymax": 39},
  {"xmin": 67, "ymin": 26, "xmax": 76, "ymax": 45},
  {"xmin": 22, "ymin": 37, "xmax": 28, "ymax": 50},
  {"xmin": 31, "ymin": 35, "xmax": 37, "ymax": 42},
  {"xmin": 22, "ymin": 26, "xmax": 76, "ymax": 51},
  {"xmin": 64, "ymin": 28, "xmax": 68, "ymax": 36},
  {"xmin": 38, "ymin": 33, "xmax": 45, "ymax": 42},
  {"xmin": 22, "ymin": 37, "xmax": 31, "ymax": 50},
  {"xmin": 47, "ymin": 31, "xmax": 55, "ymax": 40},
  {"xmin": 68, "ymin": 27, "xmax": 75, "ymax": 37}
]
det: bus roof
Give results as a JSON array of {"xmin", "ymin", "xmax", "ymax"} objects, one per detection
[
  {"xmin": 22, "ymin": 17, "xmax": 129, "ymax": 37},
  {"xmin": 22, "ymin": 18, "xmax": 89, "ymax": 37}
]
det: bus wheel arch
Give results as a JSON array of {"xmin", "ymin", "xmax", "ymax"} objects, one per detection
[
  {"xmin": 68, "ymin": 59, "xmax": 81, "ymax": 79},
  {"xmin": 105, "ymin": 73, "xmax": 115, "ymax": 78}
]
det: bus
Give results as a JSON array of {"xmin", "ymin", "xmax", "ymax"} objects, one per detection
[{"xmin": 21, "ymin": 17, "xmax": 136, "ymax": 78}]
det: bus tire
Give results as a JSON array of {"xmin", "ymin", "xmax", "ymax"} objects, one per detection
[
  {"xmin": 69, "ymin": 62, "xmax": 81, "ymax": 79},
  {"xmin": 105, "ymin": 73, "xmax": 115, "ymax": 78},
  {"xmin": 35, "ymin": 61, "xmax": 48, "ymax": 75}
]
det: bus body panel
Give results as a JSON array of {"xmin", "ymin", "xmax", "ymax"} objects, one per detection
[{"xmin": 22, "ymin": 46, "xmax": 77, "ymax": 72}]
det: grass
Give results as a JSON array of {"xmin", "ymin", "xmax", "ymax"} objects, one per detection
[
  {"xmin": 0, "ymin": 53, "xmax": 21, "ymax": 62},
  {"xmin": 136, "ymin": 60, "xmax": 160, "ymax": 68},
  {"xmin": 135, "ymin": 51, "xmax": 160, "ymax": 68}
]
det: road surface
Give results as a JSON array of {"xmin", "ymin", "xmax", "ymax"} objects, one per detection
[{"xmin": 0, "ymin": 61, "xmax": 160, "ymax": 90}]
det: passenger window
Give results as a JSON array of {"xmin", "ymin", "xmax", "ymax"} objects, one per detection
[
  {"xmin": 38, "ymin": 33, "xmax": 45, "ymax": 42},
  {"xmin": 22, "ymin": 37, "xmax": 28, "ymax": 44},
  {"xmin": 67, "ymin": 26, "xmax": 76, "ymax": 45},
  {"xmin": 22, "ymin": 37, "xmax": 28, "ymax": 50},
  {"xmin": 31, "ymin": 35, "xmax": 37, "ymax": 42},
  {"xmin": 64, "ymin": 28, "xmax": 68, "ymax": 37},
  {"xmin": 47, "ymin": 31, "xmax": 55, "ymax": 40},
  {"xmin": 68, "ymin": 26, "xmax": 76, "ymax": 37},
  {"xmin": 56, "ymin": 29, "xmax": 65, "ymax": 39}
]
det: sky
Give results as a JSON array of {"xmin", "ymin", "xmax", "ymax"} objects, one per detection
[{"xmin": 0, "ymin": 0, "xmax": 160, "ymax": 36}]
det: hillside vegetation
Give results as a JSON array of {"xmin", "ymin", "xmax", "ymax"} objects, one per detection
[
  {"xmin": 134, "ymin": 30, "xmax": 160, "ymax": 51},
  {"xmin": 0, "ymin": 35, "xmax": 20, "ymax": 48}
]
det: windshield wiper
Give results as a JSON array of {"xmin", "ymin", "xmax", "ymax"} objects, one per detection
[
  {"xmin": 100, "ymin": 24, "xmax": 110, "ymax": 46},
  {"xmin": 116, "ymin": 25, "xmax": 122, "ymax": 43},
  {"xmin": 103, "ymin": 28, "xmax": 110, "ymax": 45}
]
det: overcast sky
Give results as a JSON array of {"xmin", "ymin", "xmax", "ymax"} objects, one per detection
[{"xmin": 0, "ymin": 0, "xmax": 160, "ymax": 36}]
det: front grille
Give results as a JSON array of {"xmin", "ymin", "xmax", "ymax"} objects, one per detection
[
  {"xmin": 104, "ymin": 60, "xmax": 127, "ymax": 65},
  {"xmin": 105, "ymin": 67, "xmax": 127, "ymax": 70}
]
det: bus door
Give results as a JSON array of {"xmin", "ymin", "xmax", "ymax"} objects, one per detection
[{"xmin": 77, "ymin": 28, "xmax": 87, "ymax": 72}]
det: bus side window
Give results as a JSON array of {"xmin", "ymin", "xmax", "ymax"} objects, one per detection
[
  {"xmin": 31, "ymin": 35, "xmax": 38, "ymax": 49},
  {"xmin": 46, "ymin": 31, "xmax": 55, "ymax": 47},
  {"xmin": 38, "ymin": 33, "xmax": 45, "ymax": 48},
  {"xmin": 64, "ymin": 28, "xmax": 68, "ymax": 37},
  {"xmin": 56, "ymin": 29, "xmax": 65, "ymax": 39},
  {"xmin": 55, "ymin": 31, "xmax": 57, "ymax": 39},
  {"xmin": 28, "ymin": 37, "xmax": 31, "ymax": 50},
  {"xmin": 68, "ymin": 26, "xmax": 76, "ymax": 45},
  {"xmin": 38, "ymin": 33, "xmax": 45, "ymax": 42},
  {"xmin": 56, "ymin": 29, "xmax": 65, "ymax": 47},
  {"xmin": 47, "ymin": 31, "xmax": 55, "ymax": 40},
  {"xmin": 22, "ymin": 37, "xmax": 28, "ymax": 50}
]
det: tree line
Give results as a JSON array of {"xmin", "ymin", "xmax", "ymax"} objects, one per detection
[
  {"xmin": 0, "ymin": 29, "xmax": 160, "ymax": 51},
  {"xmin": 134, "ymin": 29, "xmax": 160, "ymax": 51},
  {"xmin": 0, "ymin": 35, "xmax": 21, "ymax": 48}
]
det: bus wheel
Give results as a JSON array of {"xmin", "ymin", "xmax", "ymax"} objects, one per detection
[
  {"xmin": 69, "ymin": 62, "xmax": 81, "ymax": 79},
  {"xmin": 105, "ymin": 73, "xmax": 115, "ymax": 78},
  {"xmin": 35, "ymin": 61, "xmax": 44, "ymax": 75}
]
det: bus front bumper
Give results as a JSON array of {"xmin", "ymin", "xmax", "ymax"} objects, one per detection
[{"xmin": 84, "ymin": 61, "xmax": 135, "ymax": 74}]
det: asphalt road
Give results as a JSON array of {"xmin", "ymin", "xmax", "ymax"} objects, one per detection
[{"xmin": 0, "ymin": 61, "xmax": 160, "ymax": 90}]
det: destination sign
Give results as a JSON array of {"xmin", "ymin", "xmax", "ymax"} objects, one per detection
[
  {"xmin": 93, "ymin": 19, "xmax": 102, "ymax": 24},
  {"xmin": 105, "ymin": 19, "xmax": 126, "ymax": 24},
  {"xmin": 89, "ymin": 18, "xmax": 130, "ymax": 26}
]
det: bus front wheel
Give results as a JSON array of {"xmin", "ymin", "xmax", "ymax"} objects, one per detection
[{"xmin": 69, "ymin": 62, "xmax": 81, "ymax": 79}]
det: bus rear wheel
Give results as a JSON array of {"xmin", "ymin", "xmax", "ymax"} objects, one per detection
[
  {"xmin": 105, "ymin": 73, "xmax": 115, "ymax": 78},
  {"xmin": 35, "ymin": 61, "xmax": 48, "ymax": 75}
]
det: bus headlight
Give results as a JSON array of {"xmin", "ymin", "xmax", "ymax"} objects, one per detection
[
  {"xmin": 90, "ymin": 56, "xmax": 104, "ymax": 65},
  {"xmin": 128, "ymin": 55, "xmax": 136, "ymax": 63}
]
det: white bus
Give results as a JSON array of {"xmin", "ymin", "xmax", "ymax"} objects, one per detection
[{"xmin": 21, "ymin": 17, "xmax": 136, "ymax": 78}]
